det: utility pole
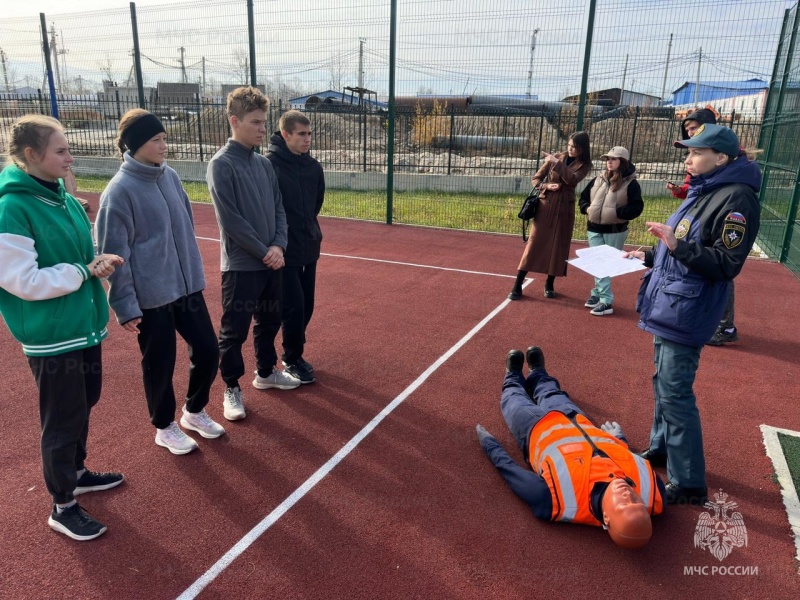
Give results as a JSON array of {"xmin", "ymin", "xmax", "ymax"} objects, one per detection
[
  {"xmin": 526, "ymin": 29, "xmax": 540, "ymax": 99},
  {"xmin": 179, "ymin": 46, "xmax": 187, "ymax": 83},
  {"xmin": 695, "ymin": 46, "xmax": 702, "ymax": 105},
  {"xmin": 49, "ymin": 24, "xmax": 62, "ymax": 91},
  {"xmin": 58, "ymin": 29, "xmax": 68, "ymax": 87},
  {"xmin": 358, "ymin": 38, "xmax": 365, "ymax": 89},
  {"xmin": 620, "ymin": 54, "xmax": 628, "ymax": 106},
  {"xmin": 661, "ymin": 33, "xmax": 673, "ymax": 100},
  {"xmin": 202, "ymin": 56, "xmax": 206, "ymax": 97},
  {"xmin": 0, "ymin": 48, "xmax": 10, "ymax": 92}
]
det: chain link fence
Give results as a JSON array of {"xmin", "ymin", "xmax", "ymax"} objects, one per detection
[{"xmin": 0, "ymin": 0, "xmax": 795, "ymax": 255}]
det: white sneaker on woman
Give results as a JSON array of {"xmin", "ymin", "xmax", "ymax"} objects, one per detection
[
  {"xmin": 180, "ymin": 405, "xmax": 225, "ymax": 438},
  {"xmin": 155, "ymin": 422, "xmax": 198, "ymax": 455}
]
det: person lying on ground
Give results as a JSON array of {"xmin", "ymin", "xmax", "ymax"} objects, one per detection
[{"xmin": 477, "ymin": 346, "xmax": 665, "ymax": 549}]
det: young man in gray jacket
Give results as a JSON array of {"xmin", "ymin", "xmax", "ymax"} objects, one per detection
[{"xmin": 207, "ymin": 87, "xmax": 300, "ymax": 422}]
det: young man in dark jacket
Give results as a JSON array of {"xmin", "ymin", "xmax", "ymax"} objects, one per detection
[
  {"xmin": 266, "ymin": 111, "xmax": 325, "ymax": 383},
  {"xmin": 627, "ymin": 124, "xmax": 761, "ymax": 505}
]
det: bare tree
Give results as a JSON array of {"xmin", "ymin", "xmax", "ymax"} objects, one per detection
[
  {"xmin": 327, "ymin": 52, "xmax": 349, "ymax": 92},
  {"xmin": 232, "ymin": 48, "xmax": 249, "ymax": 85},
  {"xmin": 97, "ymin": 55, "xmax": 118, "ymax": 87}
]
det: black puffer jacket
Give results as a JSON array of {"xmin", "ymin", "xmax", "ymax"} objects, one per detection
[{"xmin": 265, "ymin": 132, "xmax": 325, "ymax": 268}]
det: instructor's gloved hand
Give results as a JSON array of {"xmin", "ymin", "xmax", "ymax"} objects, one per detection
[
  {"xmin": 601, "ymin": 420, "xmax": 625, "ymax": 439},
  {"xmin": 476, "ymin": 424, "xmax": 493, "ymax": 444}
]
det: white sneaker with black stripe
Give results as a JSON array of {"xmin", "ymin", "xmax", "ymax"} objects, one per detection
[{"xmin": 590, "ymin": 302, "xmax": 613, "ymax": 316}]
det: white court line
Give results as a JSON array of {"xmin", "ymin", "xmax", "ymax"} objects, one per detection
[
  {"xmin": 177, "ymin": 280, "xmax": 532, "ymax": 599},
  {"xmin": 760, "ymin": 424, "xmax": 800, "ymax": 572},
  {"xmin": 195, "ymin": 236, "xmax": 520, "ymax": 279}
]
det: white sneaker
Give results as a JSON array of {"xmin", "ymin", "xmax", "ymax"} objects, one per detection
[
  {"xmin": 180, "ymin": 405, "xmax": 225, "ymax": 438},
  {"xmin": 252, "ymin": 368, "xmax": 301, "ymax": 390},
  {"xmin": 223, "ymin": 386, "xmax": 246, "ymax": 421},
  {"xmin": 155, "ymin": 422, "xmax": 198, "ymax": 455}
]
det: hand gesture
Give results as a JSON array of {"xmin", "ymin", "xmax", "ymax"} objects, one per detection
[
  {"xmin": 263, "ymin": 245, "xmax": 285, "ymax": 270},
  {"xmin": 122, "ymin": 318, "xmax": 142, "ymax": 333},
  {"xmin": 600, "ymin": 420, "xmax": 625, "ymax": 438},
  {"xmin": 476, "ymin": 424, "xmax": 493, "ymax": 444},
  {"xmin": 87, "ymin": 253, "xmax": 124, "ymax": 279},
  {"xmin": 646, "ymin": 221, "xmax": 678, "ymax": 251},
  {"xmin": 622, "ymin": 250, "xmax": 645, "ymax": 261}
]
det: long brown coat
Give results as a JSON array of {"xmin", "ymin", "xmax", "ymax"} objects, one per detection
[{"xmin": 517, "ymin": 154, "xmax": 592, "ymax": 276}]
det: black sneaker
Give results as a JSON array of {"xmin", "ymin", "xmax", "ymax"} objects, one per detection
[
  {"xmin": 48, "ymin": 503, "xmax": 107, "ymax": 541},
  {"xmin": 283, "ymin": 358, "xmax": 314, "ymax": 374},
  {"xmin": 525, "ymin": 346, "xmax": 545, "ymax": 371},
  {"xmin": 283, "ymin": 361, "xmax": 316, "ymax": 384},
  {"xmin": 707, "ymin": 327, "xmax": 739, "ymax": 346},
  {"xmin": 74, "ymin": 470, "xmax": 125, "ymax": 496},
  {"xmin": 506, "ymin": 349, "xmax": 524, "ymax": 373},
  {"xmin": 590, "ymin": 302, "xmax": 613, "ymax": 316},
  {"xmin": 665, "ymin": 482, "xmax": 708, "ymax": 506},
  {"xmin": 584, "ymin": 295, "xmax": 600, "ymax": 308}
]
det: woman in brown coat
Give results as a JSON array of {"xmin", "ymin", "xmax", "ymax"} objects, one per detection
[{"xmin": 508, "ymin": 131, "xmax": 592, "ymax": 299}]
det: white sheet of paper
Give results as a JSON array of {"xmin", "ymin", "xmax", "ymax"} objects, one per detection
[{"xmin": 568, "ymin": 244, "xmax": 648, "ymax": 278}]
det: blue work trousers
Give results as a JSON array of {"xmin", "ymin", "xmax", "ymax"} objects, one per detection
[
  {"xmin": 500, "ymin": 369, "xmax": 585, "ymax": 460},
  {"xmin": 647, "ymin": 336, "xmax": 706, "ymax": 488}
]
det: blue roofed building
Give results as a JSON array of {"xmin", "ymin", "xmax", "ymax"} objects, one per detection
[{"xmin": 667, "ymin": 79, "xmax": 769, "ymax": 117}]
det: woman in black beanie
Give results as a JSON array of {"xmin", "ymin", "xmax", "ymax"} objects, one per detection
[{"xmin": 96, "ymin": 109, "xmax": 225, "ymax": 455}]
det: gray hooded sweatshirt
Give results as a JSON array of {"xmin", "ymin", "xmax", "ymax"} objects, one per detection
[{"xmin": 96, "ymin": 153, "xmax": 206, "ymax": 324}]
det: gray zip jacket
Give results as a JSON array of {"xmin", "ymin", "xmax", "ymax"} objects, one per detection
[
  {"xmin": 96, "ymin": 153, "xmax": 206, "ymax": 324},
  {"xmin": 207, "ymin": 139, "xmax": 288, "ymax": 271}
]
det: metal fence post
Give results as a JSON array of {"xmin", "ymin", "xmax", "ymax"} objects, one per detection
[
  {"xmin": 576, "ymin": 0, "xmax": 597, "ymax": 131},
  {"xmin": 362, "ymin": 108, "xmax": 368, "ymax": 172},
  {"xmin": 535, "ymin": 114, "xmax": 544, "ymax": 170},
  {"xmin": 447, "ymin": 104, "xmax": 455, "ymax": 175},
  {"xmin": 130, "ymin": 2, "xmax": 146, "ymax": 109},
  {"xmin": 195, "ymin": 93, "xmax": 204, "ymax": 162},
  {"xmin": 386, "ymin": 0, "xmax": 397, "ymax": 225},
  {"xmin": 39, "ymin": 13, "xmax": 59, "ymax": 120},
  {"xmin": 629, "ymin": 106, "xmax": 640, "ymax": 160},
  {"xmin": 247, "ymin": 0, "xmax": 257, "ymax": 87}
]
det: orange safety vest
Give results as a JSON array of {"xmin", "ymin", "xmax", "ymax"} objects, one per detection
[{"xmin": 527, "ymin": 411, "xmax": 664, "ymax": 525}]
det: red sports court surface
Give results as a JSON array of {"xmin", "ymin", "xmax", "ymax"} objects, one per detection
[{"xmin": 0, "ymin": 197, "xmax": 797, "ymax": 599}]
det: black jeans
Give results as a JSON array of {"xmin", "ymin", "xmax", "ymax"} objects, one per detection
[
  {"xmin": 219, "ymin": 269, "xmax": 283, "ymax": 388},
  {"xmin": 29, "ymin": 344, "xmax": 102, "ymax": 504},
  {"xmin": 281, "ymin": 262, "xmax": 317, "ymax": 364},
  {"xmin": 137, "ymin": 292, "xmax": 219, "ymax": 429}
]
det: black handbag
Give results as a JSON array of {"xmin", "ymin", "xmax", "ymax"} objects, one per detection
[{"xmin": 517, "ymin": 188, "xmax": 540, "ymax": 241}]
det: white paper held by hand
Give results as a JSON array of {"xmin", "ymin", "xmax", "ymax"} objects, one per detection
[{"xmin": 567, "ymin": 244, "xmax": 647, "ymax": 278}]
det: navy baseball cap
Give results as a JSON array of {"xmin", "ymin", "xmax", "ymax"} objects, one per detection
[{"xmin": 674, "ymin": 124, "xmax": 740, "ymax": 157}]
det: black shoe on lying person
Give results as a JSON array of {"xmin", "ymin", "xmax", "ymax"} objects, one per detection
[{"xmin": 506, "ymin": 350, "xmax": 524, "ymax": 373}]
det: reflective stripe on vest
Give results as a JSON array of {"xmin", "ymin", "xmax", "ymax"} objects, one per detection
[{"xmin": 528, "ymin": 411, "xmax": 663, "ymax": 524}]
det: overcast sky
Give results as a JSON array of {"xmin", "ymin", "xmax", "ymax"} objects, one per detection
[
  {"xmin": 5, "ymin": 0, "xmax": 196, "ymax": 19},
  {"xmin": 3, "ymin": 0, "xmax": 793, "ymax": 100}
]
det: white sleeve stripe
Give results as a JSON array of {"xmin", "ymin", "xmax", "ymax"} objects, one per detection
[{"xmin": 0, "ymin": 232, "xmax": 85, "ymax": 301}]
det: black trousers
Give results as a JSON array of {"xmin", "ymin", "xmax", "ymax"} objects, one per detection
[
  {"xmin": 219, "ymin": 269, "xmax": 283, "ymax": 388},
  {"xmin": 281, "ymin": 262, "xmax": 317, "ymax": 364},
  {"xmin": 29, "ymin": 344, "xmax": 102, "ymax": 505},
  {"xmin": 137, "ymin": 292, "xmax": 219, "ymax": 429}
]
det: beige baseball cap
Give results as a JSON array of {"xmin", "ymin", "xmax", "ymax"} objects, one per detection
[{"xmin": 600, "ymin": 146, "xmax": 630, "ymax": 161}]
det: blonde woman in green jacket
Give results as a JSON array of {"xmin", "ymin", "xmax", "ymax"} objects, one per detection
[{"xmin": 0, "ymin": 115, "xmax": 124, "ymax": 541}]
